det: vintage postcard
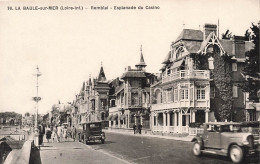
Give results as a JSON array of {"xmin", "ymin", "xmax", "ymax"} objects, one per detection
[{"xmin": 0, "ymin": 0, "xmax": 259, "ymax": 164}]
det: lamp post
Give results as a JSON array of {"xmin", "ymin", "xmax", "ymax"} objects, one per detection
[{"xmin": 32, "ymin": 66, "xmax": 42, "ymax": 146}]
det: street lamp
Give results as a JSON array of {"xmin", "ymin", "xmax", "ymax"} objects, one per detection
[{"xmin": 32, "ymin": 66, "xmax": 42, "ymax": 146}]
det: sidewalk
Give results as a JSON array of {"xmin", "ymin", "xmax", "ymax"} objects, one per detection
[
  {"xmin": 37, "ymin": 137, "xmax": 130, "ymax": 164},
  {"xmin": 103, "ymin": 129, "xmax": 193, "ymax": 142}
]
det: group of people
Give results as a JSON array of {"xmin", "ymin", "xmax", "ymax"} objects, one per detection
[
  {"xmin": 133, "ymin": 124, "xmax": 142, "ymax": 134},
  {"xmin": 38, "ymin": 124, "xmax": 77, "ymax": 144}
]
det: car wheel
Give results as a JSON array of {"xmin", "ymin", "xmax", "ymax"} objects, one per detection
[
  {"xmin": 229, "ymin": 145, "xmax": 244, "ymax": 163},
  {"xmin": 192, "ymin": 142, "xmax": 202, "ymax": 156},
  {"xmin": 101, "ymin": 139, "xmax": 105, "ymax": 144}
]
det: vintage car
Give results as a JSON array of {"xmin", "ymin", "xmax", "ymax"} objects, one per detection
[
  {"xmin": 79, "ymin": 121, "xmax": 105, "ymax": 144},
  {"xmin": 191, "ymin": 122, "xmax": 258, "ymax": 163}
]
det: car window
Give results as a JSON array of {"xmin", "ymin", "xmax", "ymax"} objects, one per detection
[
  {"xmin": 207, "ymin": 125, "xmax": 221, "ymax": 132},
  {"xmin": 207, "ymin": 125, "xmax": 213, "ymax": 132},
  {"xmin": 220, "ymin": 125, "xmax": 231, "ymax": 132},
  {"xmin": 229, "ymin": 125, "xmax": 242, "ymax": 132},
  {"xmin": 89, "ymin": 123, "xmax": 101, "ymax": 130}
]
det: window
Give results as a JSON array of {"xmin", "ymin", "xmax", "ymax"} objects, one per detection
[
  {"xmin": 249, "ymin": 110, "xmax": 256, "ymax": 121},
  {"xmin": 181, "ymin": 90, "xmax": 185, "ymax": 100},
  {"xmin": 176, "ymin": 46, "xmax": 184, "ymax": 59},
  {"xmin": 155, "ymin": 89, "xmax": 161, "ymax": 104},
  {"xmin": 197, "ymin": 89, "xmax": 206, "ymax": 99},
  {"xmin": 167, "ymin": 89, "xmax": 172, "ymax": 102},
  {"xmin": 210, "ymin": 86, "xmax": 215, "ymax": 98},
  {"xmin": 232, "ymin": 63, "xmax": 237, "ymax": 71},
  {"xmin": 167, "ymin": 68, "xmax": 170, "ymax": 75},
  {"xmin": 208, "ymin": 57, "xmax": 214, "ymax": 69},
  {"xmin": 185, "ymin": 89, "xmax": 189, "ymax": 99},
  {"xmin": 174, "ymin": 88, "xmax": 178, "ymax": 102},
  {"xmin": 180, "ymin": 89, "xmax": 189, "ymax": 100},
  {"xmin": 232, "ymin": 85, "xmax": 238, "ymax": 98},
  {"xmin": 171, "ymin": 89, "xmax": 174, "ymax": 101},
  {"xmin": 131, "ymin": 93, "xmax": 138, "ymax": 105}
]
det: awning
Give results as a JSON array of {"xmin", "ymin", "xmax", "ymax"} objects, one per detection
[
  {"xmin": 111, "ymin": 114, "xmax": 118, "ymax": 121},
  {"xmin": 107, "ymin": 114, "xmax": 113, "ymax": 121},
  {"xmin": 120, "ymin": 114, "xmax": 126, "ymax": 120},
  {"xmin": 170, "ymin": 59, "xmax": 184, "ymax": 69}
]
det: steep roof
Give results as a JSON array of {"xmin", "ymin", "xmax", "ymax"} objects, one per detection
[
  {"xmin": 114, "ymin": 84, "xmax": 124, "ymax": 95},
  {"xmin": 135, "ymin": 46, "xmax": 147, "ymax": 67},
  {"xmin": 97, "ymin": 66, "xmax": 107, "ymax": 82},
  {"xmin": 219, "ymin": 39, "xmax": 233, "ymax": 55},
  {"xmin": 199, "ymin": 32, "xmax": 214, "ymax": 53},
  {"xmin": 96, "ymin": 81, "xmax": 110, "ymax": 89},
  {"xmin": 121, "ymin": 71, "xmax": 146, "ymax": 79},
  {"xmin": 162, "ymin": 51, "xmax": 171, "ymax": 64},
  {"xmin": 182, "ymin": 40, "xmax": 202, "ymax": 53},
  {"xmin": 174, "ymin": 29, "xmax": 203, "ymax": 43}
]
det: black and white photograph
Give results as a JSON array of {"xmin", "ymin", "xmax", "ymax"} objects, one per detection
[{"xmin": 0, "ymin": 0, "xmax": 259, "ymax": 163}]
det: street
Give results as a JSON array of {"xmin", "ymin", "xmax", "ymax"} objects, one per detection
[
  {"xmin": 87, "ymin": 132, "xmax": 257, "ymax": 164},
  {"xmin": 31, "ymin": 131, "xmax": 259, "ymax": 164}
]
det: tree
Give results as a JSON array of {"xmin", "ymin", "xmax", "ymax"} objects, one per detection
[
  {"xmin": 241, "ymin": 23, "xmax": 260, "ymax": 102},
  {"xmin": 25, "ymin": 112, "xmax": 30, "ymax": 117},
  {"xmin": 222, "ymin": 29, "xmax": 233, "ymax": 40}
]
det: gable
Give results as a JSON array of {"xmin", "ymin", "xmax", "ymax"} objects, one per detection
[{"xmin": 198, "ymin": 32, "xmax": 225, "ymax": 56}]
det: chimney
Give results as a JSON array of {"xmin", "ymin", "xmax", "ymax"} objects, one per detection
[
  {"xmin": 203, "ymin": 24, "xmax": 217, "ymax": 40},
  {"xmin": 232, "ymin": 35, "xmax": 245, "ymax": 58}
]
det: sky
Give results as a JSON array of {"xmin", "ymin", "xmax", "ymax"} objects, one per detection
[{"xmin": 0, "ymin": 0, "xmax": 259, "ymax": 115}]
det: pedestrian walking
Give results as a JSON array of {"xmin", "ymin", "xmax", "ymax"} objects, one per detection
[
  {"xmin": 133, "ymin": 124, "xmax": 137, "ymax": 134},
  {"xmin": 71, "ymin": 126, "xmax": 77, "ymax": 142},
  {"xmin": 63, "ymin": 126, "xmax": 68, "ymax": 142},
  {"xmin": 138, "ymin": 124, "xmax": 142, "ymax": 134},
  {"xmin": 51, "ymin": 126, "xmax": 58, "ymax": 143},
  {"xmin": 45, "ymin": 125, "xmax": 52, "ymax": 143},
  {"xmin": 57, "ymin": 124, "xmax": 63, "ymax": 142},
  {"xmin": 38, "ymin": 123, "xmax": 45, "ymax": 145}
]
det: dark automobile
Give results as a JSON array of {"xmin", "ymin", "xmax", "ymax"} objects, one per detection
[
  {"xmin": 79, "ymin": 122, "xmax": 105, "ymax": 144},
  {"xmin": 191, "ymin": 122, "xmax": 258, "ymax": 163}
]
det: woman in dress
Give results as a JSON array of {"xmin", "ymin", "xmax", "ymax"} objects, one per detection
[
  {"xmin": 52, "ymin": 125, "xmax": 58, "ymax": 143},
  {"xmin": 57, "ymin": 124, "xmax": 63, "ymax": 142},
  {"xmin": 45, "ymin": 125, "xmax": 52, "ymax": 143},
  {"xmin": 63, "ymin": 126, "xmax": 68, "ymax": 142}
]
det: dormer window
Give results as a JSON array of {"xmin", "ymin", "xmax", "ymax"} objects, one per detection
[{"xmin": 176, "ymin": 46, "xmax": 184, "ymax": 59}]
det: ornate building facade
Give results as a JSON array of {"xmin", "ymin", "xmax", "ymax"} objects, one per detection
[
  {"xmin": 150, "ymin": 24, "xmax": 254, "ymax": 134},
  {"xmin": 76, "ymin": 65, "xmax": 110, "ymax": 125},
  {"xmin": 108, "ymin": 47, "xmax": 157, "ymax": 129}
]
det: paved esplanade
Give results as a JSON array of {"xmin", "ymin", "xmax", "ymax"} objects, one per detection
[{"xmin": 38, "ymin": 139, "xmax": 130, "ymax": 164}]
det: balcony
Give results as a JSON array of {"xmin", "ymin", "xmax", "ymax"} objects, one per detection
[
  {"xmin": 151, "ymin": 100, "xmax": 209, "ymax": 111},
  {"xmin": 162, "ymin": 70, "xmax": 210, "ymax": 83},
  {"xmin": 152, "ymin": 102, "xmax": 178, "ymax": 111}
]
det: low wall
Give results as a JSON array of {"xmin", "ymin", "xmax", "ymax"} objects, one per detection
[{"xmin": 4, "ymin": 140, "xmax": 33, "ymax": 164}]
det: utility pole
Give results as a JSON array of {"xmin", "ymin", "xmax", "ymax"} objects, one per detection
[{"xmin": 32, "ymin": 66, "xmax": 42, "ymax": 146}]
